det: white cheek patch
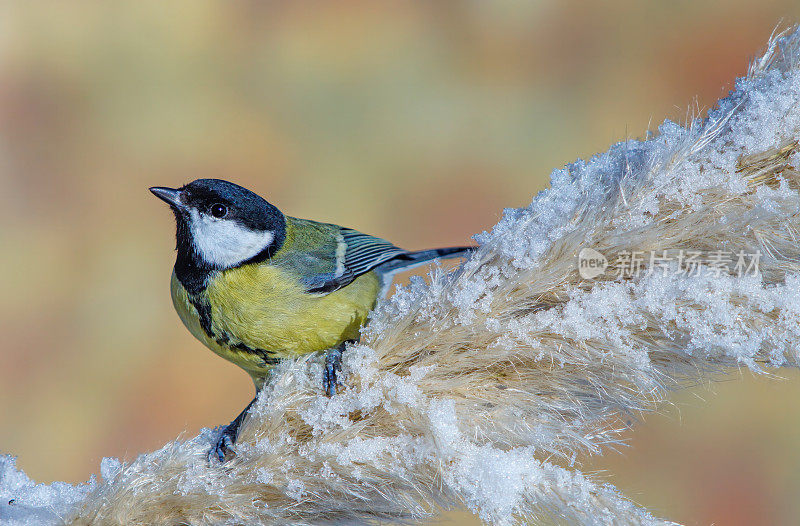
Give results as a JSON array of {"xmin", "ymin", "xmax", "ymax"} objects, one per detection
[{"xmin": 188, "ymin": 209, "xmax": 274, "ymax": 268}]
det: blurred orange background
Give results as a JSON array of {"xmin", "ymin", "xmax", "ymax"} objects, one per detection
[{"xmin": 2, "ymin": 2, "xmax": 800, "ymax": 525}]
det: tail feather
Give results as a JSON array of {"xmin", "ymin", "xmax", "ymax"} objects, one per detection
[{"xmin": 375, "ymin": 246, "xmax": 473, "ymax": 274}]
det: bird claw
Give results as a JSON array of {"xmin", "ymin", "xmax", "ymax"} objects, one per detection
[
  {"xmin": 323, "ymin": 344, "xmax": 346, "ymax": 397},
  {"xmin": 208, "ymin": 423, "xmax": 238, "ymax": 464},
  {"xmin": 208, "ymin": 397, "xmax": 257, "ymax": 464}
]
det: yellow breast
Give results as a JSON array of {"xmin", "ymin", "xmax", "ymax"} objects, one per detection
[{"xmin": 170, "ymin": 265, "xmax": 381, "ymax": 381}]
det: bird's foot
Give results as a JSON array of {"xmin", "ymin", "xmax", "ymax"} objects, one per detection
[
  {"xmin": 208, "ymin": 397, "xmax": 256, "ymax": 464},
  {"xmin": 209, "ymin": 421, "xmax": 240, "ymax": 464},
  {"xmin": 323, "ymin": 341, "xmax": 352, "ymax": 397}
]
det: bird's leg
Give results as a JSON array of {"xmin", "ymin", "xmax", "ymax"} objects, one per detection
[
  {"xmin": 209, "ymin": 396, "xmax": 257, "ymax": 463},
  {"xmin": 323, "ymin": 340, "xmax": 355, "ymax": 396}
]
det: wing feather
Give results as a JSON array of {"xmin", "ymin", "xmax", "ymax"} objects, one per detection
[
  {"xmin": 340, "ymin": 228, "xmax": 406, "ymax": 276},
  {"xmin": 304, "ymin": 227, "xmax": 406, "ymax": 294}
]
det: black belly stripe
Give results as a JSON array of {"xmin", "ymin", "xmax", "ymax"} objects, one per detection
[
  {"xmin": 232, "ymin": 342, "xmax": 280, "ymax": 365},
  {"xmin": 188, "ymin": 297, "xmax": 215, "ymax": 339},
  {"xmin": 189, "ymin": 295, "xmax": 279, "ymax": 367}
]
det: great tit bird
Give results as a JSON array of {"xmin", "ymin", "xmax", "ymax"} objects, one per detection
[{"xmin": 150, "ymin": 179, "xmax": 472, "ymax": 462}]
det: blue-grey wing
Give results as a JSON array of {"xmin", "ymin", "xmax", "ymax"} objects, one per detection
[
  {"xmin": 339, "ymin": 228, "xmax": 407, "ymax": 276},
  {"xmin": 303, "ymin": 227, "xmax": 407, "ymax": 294}
]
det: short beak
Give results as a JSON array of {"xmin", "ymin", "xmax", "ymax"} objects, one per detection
[{"xmin": 149, "ymin": 186, "xmax": 183, "ymax": 208}]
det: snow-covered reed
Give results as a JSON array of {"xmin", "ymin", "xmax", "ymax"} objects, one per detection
[{"xmin": 5, "ymin": 26, "xmax": 800, "ymax": 526}]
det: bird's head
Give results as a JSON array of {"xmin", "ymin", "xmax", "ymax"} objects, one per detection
[{"xmin": 150, "ymin": 178, "xmax": 286, "ymax": 270}]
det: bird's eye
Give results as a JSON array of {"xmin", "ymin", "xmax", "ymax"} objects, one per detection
[{"xmin": 210, "ymin": 203, "xmax": 228, "ymax": 218}]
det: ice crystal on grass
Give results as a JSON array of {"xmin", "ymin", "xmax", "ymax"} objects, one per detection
[{"xmin": 0, "ymin": 456, "xmax": 92, "ymax": 526}]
